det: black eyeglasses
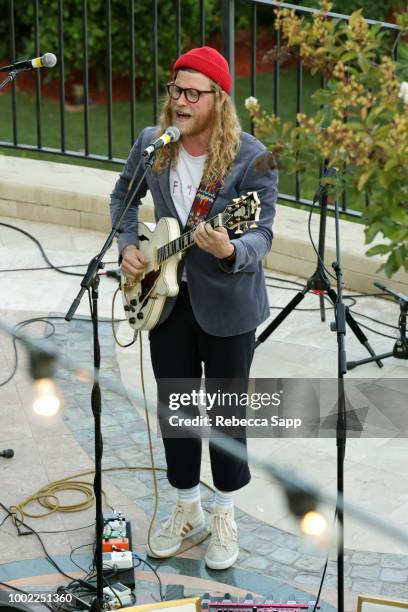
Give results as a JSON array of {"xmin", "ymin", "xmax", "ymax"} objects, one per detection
[{"xmin": 166, "ymin": 82, "xmax": 216, "ymax": 103}]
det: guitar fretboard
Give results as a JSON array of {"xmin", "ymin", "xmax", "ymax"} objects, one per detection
[{"xmin": 157, "ymin": 213, "xmax": 227, "ymax": 265}]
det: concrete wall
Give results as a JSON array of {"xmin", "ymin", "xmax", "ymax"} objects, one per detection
[{"xmin": 0, "ymin": 154, "xmax": 407, "ymax": 295}]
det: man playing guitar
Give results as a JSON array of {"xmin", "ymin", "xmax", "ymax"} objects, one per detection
[{"xmin": 110, "ymin": 46, "xmax": 277, "ymax": 570}]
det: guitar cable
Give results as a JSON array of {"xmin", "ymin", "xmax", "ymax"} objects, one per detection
[{"xmin": 0, "ymin": 221, "xmax": 118, "ymax": 276}]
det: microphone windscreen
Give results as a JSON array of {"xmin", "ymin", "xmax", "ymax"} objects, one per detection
[
  {"xmin": 166, "ymin": 126, "xmax": 180, "ymax": 142},
  {"xmin": 43, "ymin": 53, "xmax": 57, "ymax": 68}
]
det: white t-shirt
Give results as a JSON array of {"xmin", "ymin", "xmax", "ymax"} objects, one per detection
[{"xmin": 169, "ymin": 145, "xmax": 207, "ymax": 281}]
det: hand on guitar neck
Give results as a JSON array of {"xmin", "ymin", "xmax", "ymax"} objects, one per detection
[
  {"xmin": 193, "ymin": 223, "xmax": 235, "ymax": 261},
  {"xmin": 121, "ymin": 244, "xmax": 149, "ymax": 280}
]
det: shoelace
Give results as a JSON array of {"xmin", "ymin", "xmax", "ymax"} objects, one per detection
[
  {"xmin": 210, "ymin": 512, "xmax": 237, "ymax": 549},
  {"xmin": 162, "ymin": 503, "xmax": 184, "ymax": 536}
]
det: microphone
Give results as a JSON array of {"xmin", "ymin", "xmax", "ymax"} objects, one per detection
[
  {"xmin": 0, "ymin": 449, "xmax": 14, "ymax": 458},
  {"xmin": 313, "ymin": 167, "xmax": 338, "ymax": 202},
  {"xmin": 0, "ymin": 53, "xmax": 57, "ymax": 73},
  {"xmin": 143, "ymin": 126, "xmax": 180, "ymax": 158}
]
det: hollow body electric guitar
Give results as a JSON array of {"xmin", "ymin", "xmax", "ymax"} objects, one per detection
[{"xmin": 121, "ymin": 191, "xmax": 260, "ymax": 331}]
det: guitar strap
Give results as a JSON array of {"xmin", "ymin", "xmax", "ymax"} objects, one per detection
[{"xmin": 183, "ymin": 177, "xmax": 222, "ymax": 231}]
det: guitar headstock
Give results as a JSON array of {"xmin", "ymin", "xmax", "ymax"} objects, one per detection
[{"xmin": 224, "ymin": 192, "xmax": 261, "ymax": 234}]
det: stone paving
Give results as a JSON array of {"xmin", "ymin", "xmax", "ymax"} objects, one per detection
[{"xmin": 50, "ymin": 315, "xmax": 408, "ymax": 604}]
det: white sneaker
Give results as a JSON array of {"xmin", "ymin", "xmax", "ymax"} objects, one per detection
[
  {"xmin": 146, "ymin": 500, "xmax": 206, "ymax": 558},
  {"xmin": 204, "ymin": 505, "xmax": 239, "ymax": 570}
]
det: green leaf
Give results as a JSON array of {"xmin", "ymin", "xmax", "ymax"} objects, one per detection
[
  {"xmin": 398, "ymin": 42, "xmax": 408, "ymax": 61},
  {"xmin": 358, "ymin": 170, "xmax": 374, "ymax": 191},
  {"xmin": 384, "ymin": 251, "xmax": 398, "ymax": 277},
  {"xmin": 384, "ymin": 159, "xmax": 398, "ymax": 172},
  {"xmin": 366, "ymin": 244, "xmax": 391, "ymax": 256},
  {"xmin": 365, "ymin": 222, "xmax": 383, "ymax": 243}
]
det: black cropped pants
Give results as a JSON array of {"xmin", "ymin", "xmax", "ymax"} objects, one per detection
[{"xmin": 149, "ymin": 282, "xmax": 255, "ymax": 492}]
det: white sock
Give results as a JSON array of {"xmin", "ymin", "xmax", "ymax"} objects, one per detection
[
  {"xmin": 213, "ymin": 488, "xmax": 234, "ymax": 509},
  {"xmin": 177, "ymin": 485, "xmax": 201, "ymax": 504}
]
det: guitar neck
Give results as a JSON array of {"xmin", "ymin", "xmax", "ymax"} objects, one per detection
[{"xmin": 157, "ymin": 214, "xmax": 226, "ymax": 265}]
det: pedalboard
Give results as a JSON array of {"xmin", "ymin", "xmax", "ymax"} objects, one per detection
[{"xmin": 101, "ymin": 512, "xmax": 135, "ymax": 591}]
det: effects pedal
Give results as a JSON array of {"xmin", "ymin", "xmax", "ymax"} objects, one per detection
[
  {"xmin": 102, "ymin": 537, "xmax": 130, "ymax": 552},
  {"xmin": 103, "ymin": 551, "xmax": 133, "ymax": 571},
  {"xmin": 103, "ymin": 582, "xmax": 135, "ymax": 609}
]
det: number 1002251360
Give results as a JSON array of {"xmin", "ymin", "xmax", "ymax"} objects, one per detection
[{"xmin": 8, "ymin": 592, "xmax": 73, "ymax": 606}]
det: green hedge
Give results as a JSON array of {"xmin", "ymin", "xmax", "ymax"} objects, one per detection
[{"xmin": 0, "ymin": 0, "xmax": 400, "ymax": 98}]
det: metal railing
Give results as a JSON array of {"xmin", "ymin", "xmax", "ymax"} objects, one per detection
[{"xmin": 0, "ymin": 0, "xmax": 401, "ymax": 217}]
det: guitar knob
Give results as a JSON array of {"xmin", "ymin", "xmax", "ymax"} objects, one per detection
[
  {"xmin": 124, "ymin": 305, "xmax": 130, "ymax": 311},
  {"xmin": 129, "ymin": 317, "xmax": 136, "ymax": 324},
  {"xmin": 130, "ymin": 299, "xmax": 137, "ymax": 306},
  {"xmin": 137, "ymin": 312, "xmax": 144, "ymax": 320}
]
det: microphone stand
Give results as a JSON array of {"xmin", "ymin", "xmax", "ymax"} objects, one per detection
[
  {"xmin": 0, "ymin": 68, "xmax": 25, "ymax": 91},
  {"xmin": 255, "ymin": 170, "xmax": 383, "ymax": 368},
  {"xmin": 347, "ymin": 282, "xmax": 408, "ymax": 370},
  {"xmin": 65, "ymin": 151, "xmax": 154, "ymax": 611},
  {"xmin": 330, "ymin": 192, "xmax": 347, "ymax": 612}
]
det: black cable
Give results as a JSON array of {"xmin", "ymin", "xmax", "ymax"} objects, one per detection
[
  {"xmin": 0, "ymin": 221, "xmax": 117, "ymax": 277},
  {"xmin": 33, "ymin": 522, "xmax": 95, "ymax": 536},
  {"xmin": 264, "ymin": 274, "xmax": 305, "ymax": 288},
  {"xmin": 69, "ymin": 543, "xmax": 95, "ymax": 573},
  {"xmin": 0, "ymin": 313, "xmax": 126, "ymax": 388},
  {"xmin": 0, "ymin": 502, "xmax": 97, "ymax": 593},
  {"xmin": 134, "ymin": 554, "xmax": 164, "ymax": 601},
  {"xmin": 344, "ymin": 320, "xmax": 397, "ymax": 340},
  {"xmin": 348, "ymin": 308, "xmax": 399, "ymax": 330},
  {"xmin": 0, "ymin": 508, "xmax": 13, "ymax": 529},
  {"xmin": 0, "ymin": 262, "xmax": 115, "ymax": 273},
  {"xmin": 264, "ymin": 277, "xmax": 399, "ymax": 337}
]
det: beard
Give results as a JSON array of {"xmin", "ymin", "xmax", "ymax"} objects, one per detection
[{"xmin": 172, "ymin": 107, "xmax": 214, "ymax": 137}]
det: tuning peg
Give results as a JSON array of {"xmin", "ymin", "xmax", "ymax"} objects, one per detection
[
  {"xmin": 235, "ymin": 224, "xmax": 243, "ymax": 234},
  {"xmin": 250, "ymin": 222, "xmax": 258, "ymax": 228}
]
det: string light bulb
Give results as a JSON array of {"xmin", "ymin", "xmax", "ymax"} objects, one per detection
[
  {"xmin": 300, "ymin": 511, "xmax": 328, "ymax": 537},
  {"xmin": 32, "ymin": 378, "xmax": 61, "ymax": 416}
]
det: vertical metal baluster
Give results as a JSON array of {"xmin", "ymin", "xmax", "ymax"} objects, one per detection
[
  {"xmin": 319, "ymin": 74, "xmax": 326, "ymax": 188},
  {"xmin": 106, "ymin": 0, "xmax": 113, "ymax": 159},
  {"xmin": 222, "ymin": 0, "xmax": 235, "ymax": 100},
  {"xmin": 176, "ymin": 0, "xmax": 181, "ymax": 58},
  {"xmin": 152, "ymin": 0, "xmax": 158, "ymax": 124},
  {"xmin": 9, "ymin": 0, "xmax": 17, "ymax": 145},
  {"xmin": 58, "ymin": 0, "xmax": 66, "ymax": 152},
  {"xmin": 82, "ymin": 0, "xmax": 90, "ymax": 156},
  {"xmin": 274, "ymin": 26, "xmax": 280, "ymax": 117},
  {"xmin": 199, "ymin": 0, "xmax": 205, "ymax": 46},
  {"xmin": 33, "ymin": 0, "xmax": 42, "ymax": 149},
  {"xmin": 295, "ymin": 58, "xmax": 302, "ymax": 201},
  {"xmin": 250, "ymin": 1, "xmax": 257, "ymax": 136},
  {"xmin": 129, "ymin": 0, "xmax": 136, "ymax": 145}
]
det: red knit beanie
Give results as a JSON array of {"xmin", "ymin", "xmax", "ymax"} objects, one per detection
[{"xmin": 173, "ymin": 46, "xmax": 232, "ymax": 94}]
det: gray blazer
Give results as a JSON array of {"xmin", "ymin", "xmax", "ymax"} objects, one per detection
[{"xmin": 110, "ymin": 126, "xmax": 278, "ymax": 337}]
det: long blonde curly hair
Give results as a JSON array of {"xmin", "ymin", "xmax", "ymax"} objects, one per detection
[{"xmin": 153, "ymin": 74, "xmax": 241, "ymax": 184}]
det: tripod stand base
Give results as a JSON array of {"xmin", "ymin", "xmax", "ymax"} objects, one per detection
[{"xmin": 347, "ymin": 351, "xmax": 393, "ymax": 370}]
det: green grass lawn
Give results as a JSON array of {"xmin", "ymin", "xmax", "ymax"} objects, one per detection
[{"xmin": 0, "ymin": 69, "xmax": 364, "ymax": 214}]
